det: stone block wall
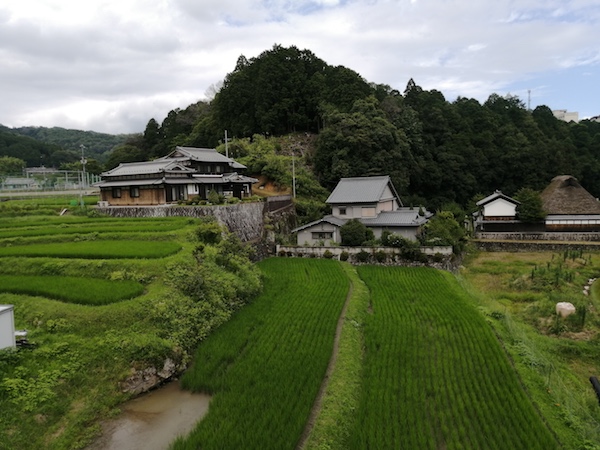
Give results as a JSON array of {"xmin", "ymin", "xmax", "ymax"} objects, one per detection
[{"xmin": 96, "ymin": 202, "xmax": 266, "ymax": 242}]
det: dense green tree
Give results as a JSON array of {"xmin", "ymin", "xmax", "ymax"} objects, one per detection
[
  {"xmin": 340, "ymin": 219, "xmax": 374, "ymax": 246},
  {"xmin": 514, "ymin": 188, "xmax": 547, "ymax": 222},
  {"xmin": 104, "ymin": 144, "xmax": 147, "ymax": 170},
  {"xmin": 421, "ymin": 211, "xmax": 465, "ymax": 250},
  {"xmin": 212, "ymin": 44, "xmax": 373, "ymax": 138},
  {"xmin": 314, "ymin": 96, "xmax": 412, "ymax": 192},
  {"xmin": 0, "ymin": 156, "xmax": 26, "ymax": 175}
]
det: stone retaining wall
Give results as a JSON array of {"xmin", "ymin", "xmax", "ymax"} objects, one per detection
[
  {"xmin": 97, "ymin": 202, "xmax": 266, "ymax": 242},
  {"xmin": 474, "ymin": 240, "xmax": 600, "ymax": 252},
  {"xmin": 476, "ymin": 232, "xmax": 600, "ymax": 242}
]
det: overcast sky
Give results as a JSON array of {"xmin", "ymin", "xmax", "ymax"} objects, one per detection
[{"xmin": 1, "ymin": 0, "xmax": 599, "ymax": 135}]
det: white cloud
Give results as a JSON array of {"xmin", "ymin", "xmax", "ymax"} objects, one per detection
[{"xmin": 0, "ymin": 0, "xmax": 599, "ymax": 133}]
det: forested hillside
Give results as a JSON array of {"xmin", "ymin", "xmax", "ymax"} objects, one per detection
[
  {"xmin": 4, "ymin": 44, "xmax": 600, "ymax": 210},
  {"xmin": 109, "ymin": 44, "xmax": 600, "ymax": 210},
  {"xmin": 0, "ymin": 125, "xmax": 128, "ymax": 174}
]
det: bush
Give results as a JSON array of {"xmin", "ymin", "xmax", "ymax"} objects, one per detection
[
  {"xmin": 340, "ymin": 251, "xmax": 349, "ymax": 262},
  {"xmin": 323, "ymin": 250, "xmax": 334, "ymax": 259},
  {"xmin": 355, "ymin": 250, "xmax": 370, "ymax": 263},
  {"xmin": 374, "ymin": 250, "xmax": 387, "ymax": 263},
  {"xmin": 340, "ymin": 219, "xmax": 374, "ymax": 246}
]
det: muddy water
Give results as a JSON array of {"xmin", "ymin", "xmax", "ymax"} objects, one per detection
[{"xmin": 87, "ymin": 382, "xmax": 211, "ymax": 450}]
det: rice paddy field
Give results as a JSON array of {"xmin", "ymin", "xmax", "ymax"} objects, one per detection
[
  {"xmin": 0, "ymin": 199, "xmax": 261, "ymax": 449},
  {"xmin": 171, "ymin": 258, "xmax": 586, "ymax": 450},
  {"xmin": 1, "ymin": 196, "xmax": 598, "ymax": 450}
]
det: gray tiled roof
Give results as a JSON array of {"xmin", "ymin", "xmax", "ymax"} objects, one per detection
[
  {"xmin": 361, "ymin": 208, "xmax": 430, "ymax": 227},
  {"xmin": 292, "ymin": 215, "xmax": 348, "ymax": 233},
  {"xmin": 326, "ymin": 176, "xmax": 400, "ymax": 204},
  {"xmin": 476, "ymin": 190, "xmax": 520, "ymax": 206},
  {"xmin": 102, "ymin": 160, "xmax": 191, "ymax": 176},
  {"xmin": 165, "ymin": 147, "xmax": 246, "ymax": 169}
]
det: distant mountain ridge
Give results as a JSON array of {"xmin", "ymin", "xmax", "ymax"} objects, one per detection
[{"xmin": 0, "ymin": 124, "xmax": 131, "ymax": 167}]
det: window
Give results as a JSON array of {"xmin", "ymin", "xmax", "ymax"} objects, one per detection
[
  {"xmin": 112, "ymin": 188, "xmax": 121, "ymax": 198},
  {"xmin": 130, "ymin": 186, "xmax": 140, "ymax": 198},
  {"xmin": 339, "ymin": 207, "xmax": 347, "ymax": 215},
  {"xmin": 311, "ymin": 232, "xmax": 333, "ymax": 240}
]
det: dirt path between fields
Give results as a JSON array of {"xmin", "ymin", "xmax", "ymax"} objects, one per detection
[{"xmin": 296, "ymin": 281, "xmax": 354, "ymax": 449}]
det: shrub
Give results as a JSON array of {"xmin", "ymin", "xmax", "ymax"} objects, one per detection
[
  {"xmin": 355, "ymin": 250, "xmax": 370, "ymax": 263},
  {"xmin": 340, "ymin": 219, "xmax": 374, "ymax": 246},
  {"xmin": 323, "ymin": 250, "xmax": 334, "ymax": 259},
  {"xmin": 374, "ymin": 250, "xmax": 387, "ymax": 263},
  {"xmin": 340, "ymin": 251, "xmax": 349, "ymax": 262}
]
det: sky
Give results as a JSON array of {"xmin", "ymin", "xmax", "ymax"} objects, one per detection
[{"xmin": 1, "ymin": 0, "xmax": 599, "ymax": 135}]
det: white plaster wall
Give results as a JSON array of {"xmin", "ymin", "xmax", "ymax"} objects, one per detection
[
  {"xmin": 483, "ymin": 199, "xmax": 517, "ymax": 217},
  {"xmin": 297, "ymin": 223, "xmax": 340, "ymax": 246}
]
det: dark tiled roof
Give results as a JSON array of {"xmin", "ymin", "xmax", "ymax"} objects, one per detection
[
  {"xmin": 165, "ymin": 147, "xmax": 246, "ymax": 169},
  {"xmin": 326, "ymin": 176, "xmax": 401, "ymax": 205},
  {"xmin": 292, "ymin": 215, "xmax": 347, "ymax": 233},
  {"xmin": 476, "ymin": 190, "xmax": 520, "ymax": 206},
  {"xmin": 361, "ymin": 208, "xmax": 431, "ymax": 227}
]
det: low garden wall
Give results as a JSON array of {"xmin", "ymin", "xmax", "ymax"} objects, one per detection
[{"xmin": 276, "ymin": 245, "xmax": 457, "ymax": 270}]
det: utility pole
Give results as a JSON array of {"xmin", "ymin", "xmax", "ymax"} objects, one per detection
[
  {"xmin": 80, "ymin": 144, "xmax": 87, "ymax": 207},
  {"xmin": 225, "ymin": 130, "xmax": 229, "ymax": 158},
  {"xmin": 292, "ymin": 150, "xmax": 296, "ymax": 198}
]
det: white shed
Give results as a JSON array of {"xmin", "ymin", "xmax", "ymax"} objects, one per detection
[
  {"xmin": 0, "ymin": 305, "xmax": 16, "ymax": 350},
  {"xmin": 476, "ymin": 191, "xmax": 520, "ymax": 220}
]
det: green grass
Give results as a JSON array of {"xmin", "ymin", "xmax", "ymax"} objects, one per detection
[
  {"xmin": 304, "ymin": 262, "xmax": 368, "ymax": 450},
  {"xmin": 461, "ymin": 251, "xmax": 600, "ymax": 449},
  {"xmin": 0, "ymin": 275, "xmax": 144, "ymax": 305},
  {"xmin": 346, "ymin": 266, "xmax": 558, "ymax": 449},
  {"xmin": 0, "ymin": 240, "xmax": 182, "ymax": 259},
  {"xmin": 172, "ymin": 258, "xmax": 350, "ymax": 450}
]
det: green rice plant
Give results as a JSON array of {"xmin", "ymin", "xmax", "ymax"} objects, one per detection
[
  {"xmin": 0, "ymin": 240, "xmax": 181, "ymax": 259},
  {"xmin": 0, "ymin": 217, "xmax": 190, "ymax": 239},
  {"xmin": 0, "ymin": 274, "xmax": 144, "ymax": 305},
  {"xmin": 346, "ymin": 266, "xmax": 559, "ymax": 450},
  {"xmin": 172, "ymin": 258, "xmax": 349, "ymax": 450}
]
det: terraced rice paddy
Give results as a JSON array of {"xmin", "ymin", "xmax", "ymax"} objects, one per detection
[
  {"xmin": 0, "ymin": 275, "xmax": 144, "ymax": 305},
  {"xmin": 172, "ymin": 260, "xmax": 558, "ymax": 450},
  {"xmin": 173, "ymin": 258, "xmax": 350, "ymax": 450},
  {"xmin": 0, "ymin": 240, "xmax": 181, "ymax": 259}
]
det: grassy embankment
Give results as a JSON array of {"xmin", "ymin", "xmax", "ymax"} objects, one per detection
[
  {"xmin": 460, "ymin": 250, "xmax": 600, "ymax": 449},
  {"xmin": 0, "ymin": 198, "xmax": 261, "ymax": 449}
]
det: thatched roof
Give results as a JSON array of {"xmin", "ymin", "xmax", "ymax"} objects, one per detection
[{"xmin": 540, "ymin": 175, "xmax": 600, "ymax": 215}]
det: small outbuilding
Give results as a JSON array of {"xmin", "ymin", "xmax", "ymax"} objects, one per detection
[{"xmin": 0, "ymin": 305, "xmax": 16, "ymax": 350}]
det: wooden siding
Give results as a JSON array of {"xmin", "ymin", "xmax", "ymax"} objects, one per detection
[{"xmin": 101, "ymin": 187, "xmax": 166, "ymax": 206}]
